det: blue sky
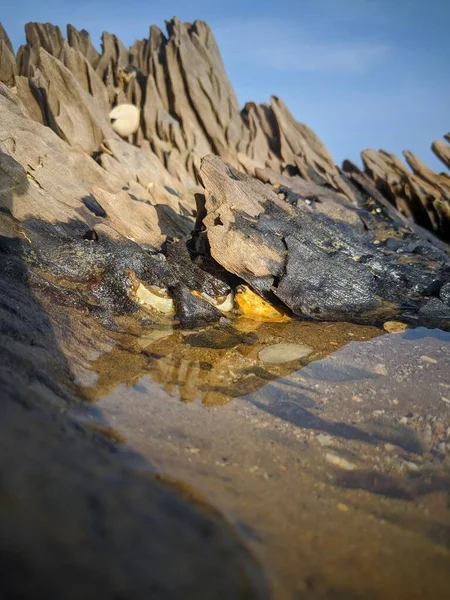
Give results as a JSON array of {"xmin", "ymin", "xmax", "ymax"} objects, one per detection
[{"xmin": 2, "ymin": 0, "xmax": 449, "ymax": 172}]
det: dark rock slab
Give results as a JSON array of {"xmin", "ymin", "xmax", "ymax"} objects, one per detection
[{"xmin": 200, "ymin": 155, "xmax": 450, "ymax": 325}]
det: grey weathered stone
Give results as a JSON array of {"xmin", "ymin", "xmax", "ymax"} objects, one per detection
[{"xmin": 67, "ymin": 24, "xmax": 100, "ymax": 68}]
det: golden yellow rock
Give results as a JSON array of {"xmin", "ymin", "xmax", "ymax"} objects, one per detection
[
  {"xmin": 383, "ymin": 320, "xmax": 408, "ymax": 333},
  {"xmin": 234, "ymin": 285, "xmax": 290, "ymax": 323}
]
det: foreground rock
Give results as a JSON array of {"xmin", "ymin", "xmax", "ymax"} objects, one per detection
[
  {"xmin": 0, "ymin": 86, "xmax": 268, "ymax": 597},
  {"xmin": 0, "ymin": 251, "xmax": 269, "ymax": 599}
]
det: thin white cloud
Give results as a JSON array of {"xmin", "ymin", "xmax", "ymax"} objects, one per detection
[{"xmin": 212, "ymin": 17, "xmax": 390, "ymax": 75}]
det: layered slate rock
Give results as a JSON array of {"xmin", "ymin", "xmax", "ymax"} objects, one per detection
[
  {"xmin": 0, "ymin": 84, "xmax": 221, "ymax": 330},
  {"xmin": 0, "ymin": 83, "xmax": 166, "ymax": 247},
  {"xmin": 199, "ymin": 155, "xmax": 450, "ymax": 324}
]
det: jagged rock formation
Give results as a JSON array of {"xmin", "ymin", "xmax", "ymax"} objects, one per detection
[
  {"xmin": 1, "ymin": 18, "xmax": 448, "ymax": 239},
  {"xmin": 0, "ymin": 17, "xmax": 449, "ymax": 331},
  {"xmin": 0, "ymin": 17, "xmax": 449, "ymax": 598}
]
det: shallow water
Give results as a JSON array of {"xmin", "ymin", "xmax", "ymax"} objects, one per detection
[{"xmin": 71, "ymin": 320, "xmax": 450, "ymax": 599}]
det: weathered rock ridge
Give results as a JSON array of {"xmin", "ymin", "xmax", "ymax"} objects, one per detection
[
  {"xmin": 0, "ymin": 17, "xmax": 449, "ymax": 330},
  {"xmin": 1, "ymin": 18, "xmax": 449, "ymax": 239}
]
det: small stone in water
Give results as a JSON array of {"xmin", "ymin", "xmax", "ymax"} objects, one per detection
[
  {"xmin": 383, "ymin": 321, "xmax": 408, "ymax": 333},
  {"xmin": 316, "ymin": 434, "xmax": 333, "ymax": 447},
  {"xmin": 404, "ymin": 461, "xmax": 419, "ymax": 471},
  {"xmin": 337, "ymin": 503, "xmax": 349, "ymax": 512},
  {"xmin": 325, "ymin": 453, "xmax": 357, "ymax": 471},
  {"xmin": 420, "ymin": 355, "xmax": 438, "ymax": 364},
  {"xmin": 258, "ymin": 343, "xmax": 312, "ymax": 364},
  {"xmin": 384, "ymin": 443, "xmax": 397, "ymax": 452},
  {"xmin": 373, "ymin": 364, "xmax": 388, "ymax": 376}
]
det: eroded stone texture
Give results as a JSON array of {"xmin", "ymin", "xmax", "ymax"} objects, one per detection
[
  {"xmin": 2, "ymin": 18, "xmax": 448, "ymax": 239},
  {"xmin": 0, "ymin": 17, "xmax": 449, "ymax": 597}
]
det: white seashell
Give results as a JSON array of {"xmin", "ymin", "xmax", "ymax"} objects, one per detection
[
  {"xmin": 135, "ymin": 283, "xmax": 174, "ymax": 314},
  {"xmin": 109, "ymin": 104, "xmax": 140, "ymax": 137},
  {"xmin": 201, "ymin": 291, "xmax": 234, "ymax": 313}
]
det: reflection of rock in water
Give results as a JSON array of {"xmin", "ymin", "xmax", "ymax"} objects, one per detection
[
  {"xmin": 81, "ymin": 319, "xmax": 381, "ymax": 405},
  {"xmin": 89, "ymin": 325, "xmax": 450, "ymax": 600}
]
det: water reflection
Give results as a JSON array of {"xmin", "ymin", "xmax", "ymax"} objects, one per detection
[
  {"xmin": 82, "ymin": 320, "xmax": 450, "ymax": 599},
  {"xmin": 81, "ymin": 320, "xmax": 450, "ymax": 460},
  {"xmin": 81, "ymin": 318, "xmax": 382, "ymax": 404}
]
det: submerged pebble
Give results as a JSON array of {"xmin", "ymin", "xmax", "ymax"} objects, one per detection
[
  {"xmin": 316, "ymin": 434, "xmax": 334, "ymax": 447},
  {"xmin": 184, "ymin": 328, "xmax": 257, "ymax": 349},
  {"xmin": 403, "ymin": 461, "xmax": 419, "ymax": 471},
  {"xmin": 258, "ymin": 343, "xmax": 312, "ymax": 364},
  {"xmin": 325, "ymin": 453, "xmax": 357, "ymax": 471}
]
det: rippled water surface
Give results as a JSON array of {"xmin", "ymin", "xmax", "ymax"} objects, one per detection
[{"xmin": 71, "ymin": 320, "xmax": 450, "ymax": 600}]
